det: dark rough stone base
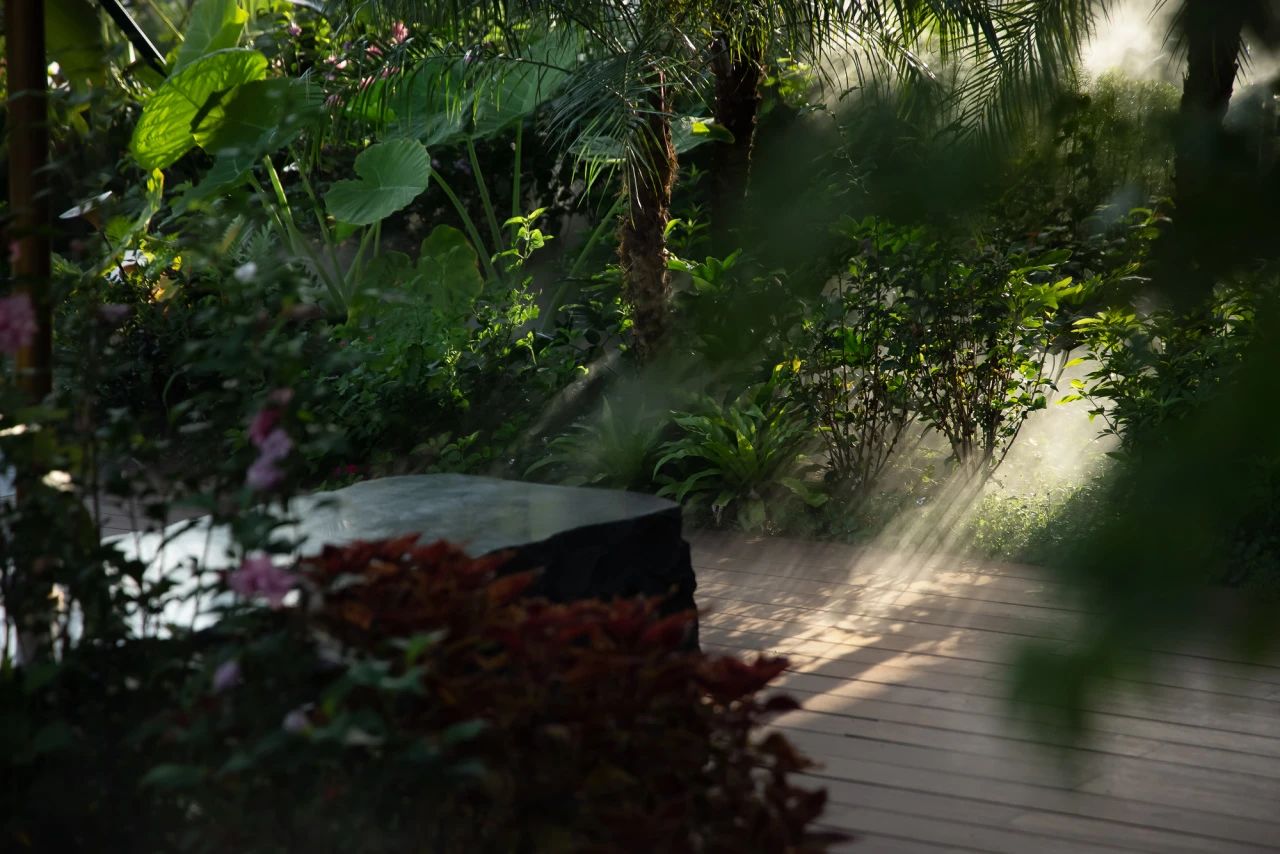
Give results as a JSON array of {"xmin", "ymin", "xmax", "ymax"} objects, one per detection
[{"xmin": 495, "ymin": 507, "xmax": 699, "ymax": 649}]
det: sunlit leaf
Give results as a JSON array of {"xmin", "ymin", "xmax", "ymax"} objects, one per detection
[
  {"xmin": 130, "ymin": 49, "xmax": 268, "ymax": 170},
  {"xmin": 172, "ymin": 0, "xmax": 246, "ymax": 73}
]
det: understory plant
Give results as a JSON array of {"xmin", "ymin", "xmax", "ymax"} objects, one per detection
[
  {"xmin": 882, "ymin": 223, "xmax": 1080, "ymax": 470},
  {"xmin": 525, "ymin": 395, "xmax": 671, "ymax": 491},
  {"xmin": 656, "ymin": 380, "xmax": 826, "ymax": 531},
  {"xmin": 788, "ymin": 221, "xmax": 919, "ymax": 500},
  {"xmin": 1066, "ymin": 285, "xmax": 1257, "ymax": 454}
]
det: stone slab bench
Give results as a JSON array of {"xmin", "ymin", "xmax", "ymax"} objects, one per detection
[{"xmin": 110, "ymin": 474, "xmax": 698, "ymax": 646}]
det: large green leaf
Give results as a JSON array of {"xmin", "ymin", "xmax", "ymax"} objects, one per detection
[
  {"xmin": 350, "ymin": 226, "xmax": 483, "ymax": 326},
  {"xmin": 130, "ymin": 49, "xmax": 268, "ymax": 170},
  {"xmin": 325, "ymin": 139, "xmax": 431, "ymax": 226},
  {"xmin": 416, "ymin": 225, "xmax": 484, "ymax": 314},
  {"xmin": 197, "ymin": 77, "xmax": 323, "ymax": 157},
  {"xmin": 173, "ymin": 0, "xmax": 246, "ymax": 73},
  {"xmin": 386, "ymin": 60, "xmax": 469, "ymax": 146},
  {"xmin": 470, "ymin": 35, "xmax": 575, "ymax": 139},
  {"xmin": 46, "ymin": 0, "xmax": 106, "ymax": 89}
]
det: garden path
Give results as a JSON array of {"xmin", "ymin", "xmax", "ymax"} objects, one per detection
[{"xmin": 692, "ymin": 531, "xmax": 1280, "ymax": 854}]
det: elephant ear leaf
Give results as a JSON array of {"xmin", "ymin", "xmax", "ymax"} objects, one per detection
[
  {"xmin": 173, "ymin": 0, "xmax": 246, "ymax": 73},
  {"xmin": 416, "ymin": 225, "xmax": 483, "ymax": 315},
  {"xmin": 130, "ymin": 48, "xmax": 267, "ymax": 170},
  {"xmin": 324, "ymin": 139, "xmax": 432, "ymax": 226},
  {"xmin": 197, "ymin": 77, "xmax": 323, "ymax": 158}
]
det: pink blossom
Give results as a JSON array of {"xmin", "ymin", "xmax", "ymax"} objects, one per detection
[
  {"xmin": 248, "ymin": 408, "xmax": 280, "ymax": 446},
  {"xmin": 228, "ymin": 554, "xmax": 296, "ymax": 608},
  {"xmin": 390, "ymin": 21, "xmax": 409, "ymax": 44},
  {"xmin": 246, "ymin": 455, "xmax": 285, "ymax": 491},
  {"xmin": 367, "ymin": 44, "xmax": 382, "ymax": 57},
  {"xmin": 212, "ymin": 659, "xmax": 241, "ymax": 693},
  {"xmin": 0, "ymin": 293, "xmax": 37, "ymax": 355},
  {"xmin": 257, "ymin": 428, "xmax": 292, "ymax": 462},
  {"xmin": 287, "ymin": 23, "xmax": 302, "ymax": 37}
]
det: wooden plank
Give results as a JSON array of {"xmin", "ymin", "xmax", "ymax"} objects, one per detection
[
  {"xmin": 776, "ymin": 669, "xmax": 1280, "ymax": 751},
  {"xmin": 808, "ymin": 775, "xmax": 1267, "ymax": 854},
  {"xmin": 721, "ymin": 637, "xmax": 1280, "ymax": 737},
  {"xmin": 816, "ymin": 828, "xmax": 980, "ymax": 854},
  {"xmin": 773, "ymin": 710, "xmax": 1280, "ymax": 823},
  {"xmin": 785, "ymin": 689, "xmax": 1280, "ymax": 779},
  {"xmin": 698, "ymin": 565, "xmax": 1083, "ymax": 620},
  {"xmin": 699, "ymin": 585, "xmax": 1073, "ymax": 644},
  {"xmin": 701, "ymin": 617, "xmax": 1280, "ymax": 703},
  {"xmin": 815, "ymin": 801, "xmax": 1141, "ymax": 854}
]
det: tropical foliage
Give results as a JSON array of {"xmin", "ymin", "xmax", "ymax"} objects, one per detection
[{"xmin": 7, "ymin": 0, "xmax": 1280, "ymax": 838}]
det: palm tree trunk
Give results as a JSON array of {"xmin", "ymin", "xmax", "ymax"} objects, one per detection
[
  {"xmin": 619, "ymin": 71, "xmax": 677, "ymax": 360},
  {"xmin": 710, "ymin": 34, "xmax": 764, "ymax": 253},
  {"xmin": 1167, "ymin": 0, "xmax": 1246, "ymax": 300}
]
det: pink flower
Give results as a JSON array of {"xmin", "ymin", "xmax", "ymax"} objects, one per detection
[
  {"xmin": 287, "ymin": 23, "xmax": 302, "ymax": 37},
  {"xmin": 248, "ymin": 408, "xmax": 280, "ymax": 446},
  {"xmin": 367, "ymin": 44, "xmax": 382, "ymax": 57},
  {"xmin": 258, "ymin": 428, "xmax": 292, "ymax": 462},
  {"xmin": 246, "ymin": 455, "xmax": 284, "ymax": 491},
  {"xmin": 0, "ymin": 293, "xmax": 37, "ymax": 355},
  {"xmin": 228, "ymin": 554, "xmax": 296, "ymax": 608},
  {"xmin": 390, "ymin": 21, "xmax": 409, "ymax": 44},
  {"xmin": 212, "ymin": 659, "xmax": 241, "ymax": 693}
]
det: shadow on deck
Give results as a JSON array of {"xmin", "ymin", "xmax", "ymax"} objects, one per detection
[{"xmin": 691, "ymin": 531, "xmax": 1280, "ymax": 854}]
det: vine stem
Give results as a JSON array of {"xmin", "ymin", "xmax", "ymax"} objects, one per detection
[
  {"xmin": 467, "ymin": 138, "xmax": 504, "ymax": 257},
  {"xmin": 432, "ymin": 169, "xmax": 501, "ymax": 283}
]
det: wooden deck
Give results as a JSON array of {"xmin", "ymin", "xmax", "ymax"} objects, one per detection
[{"xmin": 690, "ymin": 531, "xmax": 1280, "ymax": 853}]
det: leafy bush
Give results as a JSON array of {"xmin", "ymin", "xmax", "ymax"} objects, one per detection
[
  {"xmin": 880, "ymin": 222, "xmax": 1079, "ymax": 469},
  {"xmin": 656, "ymin": 381, "xmax": 826, "ymax": 531},
  {"xmin": 526, "ymin": 396, "xmax": 671, "ymax": 491},
  {"xmin": 788, "ymin": 220, "xmax": 920, "ymax": 498},
  {"xmin": 1068, "ymin": 287, "xmax": 1257, "ymax": 454},
  {"xmin": 3, "ymin": 537, "xmax": 845, "ymax": 853}
]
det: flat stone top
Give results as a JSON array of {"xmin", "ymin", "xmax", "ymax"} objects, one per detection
[
  {"xmin": 113, "ymin": 474, "xmax": 678, "ymax": 570},
  {"xmin": 290, "ymin": 473, "xmax": 677, "ymax": 556}
]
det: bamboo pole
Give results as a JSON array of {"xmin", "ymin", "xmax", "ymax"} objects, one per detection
[{"xmin": 6, "ymin": 0, "xmax": 53, "ymax": 403}]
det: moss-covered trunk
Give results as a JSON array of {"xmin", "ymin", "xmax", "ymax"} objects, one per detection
[
  {"xmin": 711, "ymin": 36, "xmax": 764, "ymax": 252},
  {"xmin": 618, "ymin": 71, "xmax": 677, "ymax": 360}
]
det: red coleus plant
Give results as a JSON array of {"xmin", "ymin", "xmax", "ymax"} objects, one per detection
[{"xmin": 299, "ymin": 536, "xmax": 847, "ymax": 853}]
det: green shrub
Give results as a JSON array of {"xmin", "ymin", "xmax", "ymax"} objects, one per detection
[
  {"xmin": 656, "ymin": 380, "xmax": 826, "ymax": 531},
  {"xmin": 526, "ymin": 396, "xmax": 671, "ymax": 491}
]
